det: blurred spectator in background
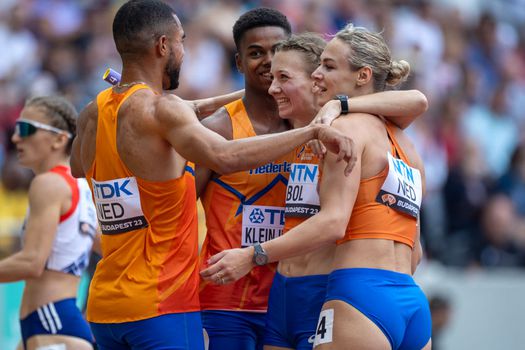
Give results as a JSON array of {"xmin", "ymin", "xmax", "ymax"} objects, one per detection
[
  {"xmin": 443, "ymin": 139, "xmax": 490, "ymax": 266},
  {"xmin": 497, "ymin": 143, "xmax": 525, "ymax": 216},
  {"xmin": 461, "ymin": 82, "xmax": 519, "ymax": 179},
  {"xmin": 429, "ymin": 294, "xmax": 452, "ymax": 350},
  {"xmin": 476, "ymin": 194, "xmax": 525, "ymax": 267}
]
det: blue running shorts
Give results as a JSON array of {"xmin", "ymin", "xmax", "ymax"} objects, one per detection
[
  {"xmin": 90, "ymin": 312, "xmax": 204, "ymax": 350},
  {"xmin": 202, "ymin": 310, "xmax": 266, "ymax": 350},
  {"xmin": 20, "ymin": 298, "xmax": 94, "ymax": 349},
  {"xmin": 264, "ymin": 272, "xmax": 328, "ymax": 350},
  {"xmin": 324, "ymin": 268, "xmax": 431, "ymax": 350}
]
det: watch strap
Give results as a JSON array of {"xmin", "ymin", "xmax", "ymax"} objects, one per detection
[{"xmin": 336, "ymin": 95, "xmax": 349, "ymax": 114}]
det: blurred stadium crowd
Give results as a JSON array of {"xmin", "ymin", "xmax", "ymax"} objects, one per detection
[{"xmin": 1, "ymin": 0, "xmax": 525, "ymax": 268}]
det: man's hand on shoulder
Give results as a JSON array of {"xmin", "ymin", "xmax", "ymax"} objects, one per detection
[{"xmin": 312, "ymin": 124, "xmax": 356, "ymax": 176}]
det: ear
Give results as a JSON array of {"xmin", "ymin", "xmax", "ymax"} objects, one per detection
[
  {"xmin": 157, "ymin": 35, "xmax": 169, "ymax": 57},
  {"xmin": 235, "ymin": 52, "xmax": 243, "ymax": 74},
  {"xmin": 356, "ymin": 66, "xmax": 372, "ymax": 86},
  {"xmin": 51, "ymin": 134, "xmax": 69, "ymax": 151}
]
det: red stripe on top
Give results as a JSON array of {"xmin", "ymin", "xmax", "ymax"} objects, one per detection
[{"xmin": 49, "ymin": 165, "xmax": 79, "ymax": 223}]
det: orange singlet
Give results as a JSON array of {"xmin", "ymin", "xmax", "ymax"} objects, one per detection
[
  {"xmin": 199, "ymin": 99, "xmax": 294, "ymax": 311},
  {"xmin": 338, "ymin": 121, "xmax": 421, "ymax": 248},
  {"xmin": 85, "ymin": 85, "xmax": 200, "ymax": 323},
  {"xmin": 282, "ymin": 144, "xmax": 321, "ymax": 233}
]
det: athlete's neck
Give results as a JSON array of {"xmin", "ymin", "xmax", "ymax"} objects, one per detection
[
  {"xmin": 120, "ymin": 61, "xmax": 162, "ymax": 94},
  {"xmin": 33, "ymin": 157, "xmax": 70, "ymax": 175},
  {"xmin": 243, "ymin": 89, "xmax": 287, "ymax": 135}
]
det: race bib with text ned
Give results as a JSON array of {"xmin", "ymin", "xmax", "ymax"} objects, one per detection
[
  {"xmin": 91, "ymin": 177, "xmax": 148, "ymax": 234},
  {"xmin": 241, "ymin": 205, "xmax": 285, "ymax": 247},
  {"xmin": 376, "ymin": 152, "xmax": 422, "ymax": 218}
]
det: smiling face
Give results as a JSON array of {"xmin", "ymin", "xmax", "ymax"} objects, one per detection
[
  {"xmin": 269, "ymin": 50, "xmax": 318, "ymax": 126},
  {"xmin": 236, "ymin": 26, "xmax": 289, "ymax": 93},
  {"xmin": 312, "ymin": 38, "xmax": 359, "ymax": 107}
]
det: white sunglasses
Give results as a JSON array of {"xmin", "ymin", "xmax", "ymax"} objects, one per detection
[{"xmin": 15, "ymin": 119, "xmax": 72, "ymax": 139}]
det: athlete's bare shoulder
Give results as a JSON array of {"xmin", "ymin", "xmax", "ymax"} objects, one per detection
[
  {"xmin": 29, "ymin": 171, "xmax": 70, "ymax": 205},
  {"xmin": 147, "ymin": 92, "xmax": 199, "ymax": 131},
  {"xmin": 333, "ymin": 112, "xmax": 384, "ymax": 141}
]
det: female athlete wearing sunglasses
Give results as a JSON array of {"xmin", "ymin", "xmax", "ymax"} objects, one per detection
[{"xmin": 2, "ymin": 96, "xmax": 98, "ymax": 350}]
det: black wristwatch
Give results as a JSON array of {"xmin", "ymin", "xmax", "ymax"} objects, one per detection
[
  {"xmin": 252, "ymin": 243, "xmax": 268, "ymax": 266},
  {"xmin": 335, "ymin": 95, "xmax": 349, "ymax": 114}
]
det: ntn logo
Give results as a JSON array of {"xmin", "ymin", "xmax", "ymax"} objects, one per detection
[{"xmin": 289, "ymin": 164, "xmax": 317, "ymax": 183}]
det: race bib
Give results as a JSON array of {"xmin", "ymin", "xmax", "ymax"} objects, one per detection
[
  {"xmin": 376, "ymin": 152, "xmax": 422, "ymax": 218},
  {"xmin": 285, "ymin": 163, "xmax": 320, "ymax": 218},
  {"xmin": 91, "ymin": 177, "xmax": 148, "ymax": 234},
  {"xmin": 241, "ymin": 205, "xmax": 285, "ymax": 247},
  {"xmin": 313, "ymin": 308, "xmax": 334, "ymax": 346}
]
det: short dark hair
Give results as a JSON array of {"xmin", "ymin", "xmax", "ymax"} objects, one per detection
[
  {"xmin": 113, "ymin": 0, "xmax": 178, "ymax": 55},
  {"xmin": 232, "ymin": 7, "xmax": 291, "ymax": 50}
]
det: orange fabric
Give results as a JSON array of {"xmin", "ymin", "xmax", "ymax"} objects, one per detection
[
  {"xmin": 199, "ymin": 99, "xmax": 294, "ymax": 311},
  {"xmin": 283, "ymin": 145, "xmax": 320, "ymax": 233},
  {"xmin": 338, "ymin": 121, "xmax": 417, "ymax": 248},
  {"xmin": 85, "ymin": 85, "xmax": 200, "ymax": 323}
]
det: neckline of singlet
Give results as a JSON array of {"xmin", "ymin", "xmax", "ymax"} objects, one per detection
[{"xmin": 51, "ymin": 164, "xmax": 70, "ymax": 174}]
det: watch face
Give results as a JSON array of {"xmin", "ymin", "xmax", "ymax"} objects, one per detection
[{"xmin": 255, "ymin": 254, "xmax": 268, "ymax": 265}]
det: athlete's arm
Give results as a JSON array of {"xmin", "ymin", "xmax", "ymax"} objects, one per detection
[
  {"xmin": 195, "ymin": 108, "xmax": 232, "ymax": 197},
  {"xmin": 0, "ymin": 173, "xmax": 66, "ymax": 282},
  {"xmin": 189, "ymin": 90, "xmax": 244, "ymax": 120},
  {"xmin": 71, "ymin": 109, "xmax": 86, "ymax": 178},
  {"xmin": 411, "ymin": 154, "xmax": 426, "ymax": 274},
  {"xmin": 71, "ymin": 101, "xmax": 97, "ymax": 178},
  {"xmin": 351, "ymin": 90, "xmax": 427, "ymax": 129},
  {"xmin": 201, "ymin": 116, "xmax": 366, "ymax": 282},
  {"xmin": 315, "ymin": 90, "xmax": 427, "ymax": 130},
  {"xmin": 159, "ymin": 96, "xmax": 355, "ymax": 175}
]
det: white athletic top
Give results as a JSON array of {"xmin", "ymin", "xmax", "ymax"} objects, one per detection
[{"xmin": 22, "ymin": 166, "xmax": 97, "ymax": 276}]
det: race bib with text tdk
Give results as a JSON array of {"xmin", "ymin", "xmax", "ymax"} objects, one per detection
[
  {"xmin": 376, "ymin": 152, "xmax": 422, "ymax": 218},
  {"xmin": 241, "ymin": 205, "xmax": 285, "ymax": 247},
  {"xmin": 91, "ymin": 177, "xmax": 148, "ymax": 234}
]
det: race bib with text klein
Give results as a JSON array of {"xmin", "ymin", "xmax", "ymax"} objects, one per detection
[
  {"xmin": 376, "ymin": 152, "xmax": 422, "ymax": 218},
  {"xmin": 241, "ymin": 205, "xmax": 285, "ymax": 247},
  {"xmin": 91, "ymin": 177, "xmax": 148, "ymax": 234}
]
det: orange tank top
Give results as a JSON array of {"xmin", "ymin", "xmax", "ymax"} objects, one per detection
[
  {"xmin": 199, "ymin": 99, "xmax": 294, "ymax": 311},
  {"xmin": 338, "ymin": 122, "xmax": 422, "ymax": 248},
  {"xmin": 85, "ymin": 85, "xmax": 200, "ymax": 323},
  {"xmin": 283, "ymin": 144, "xmax": 321, "ymax": 233}
]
